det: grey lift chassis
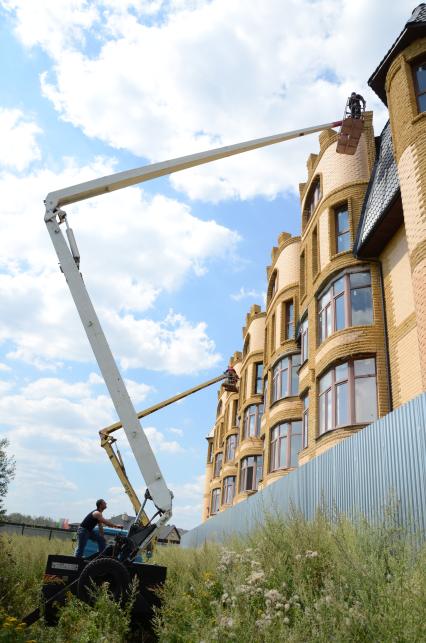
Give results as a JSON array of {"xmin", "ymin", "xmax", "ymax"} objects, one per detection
[{"xmin": 24, "ymin": 553, "xmax": 166, "ymax": 628}]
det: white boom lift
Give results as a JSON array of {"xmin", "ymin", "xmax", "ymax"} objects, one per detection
[{"xmin": 45, "ymin": 112, "xmax": 362, "ymax": 558}]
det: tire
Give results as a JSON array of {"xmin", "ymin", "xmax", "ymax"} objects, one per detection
[{"xmin": 77, "ymin": 557, "xmax": 130, "ymax": 605}]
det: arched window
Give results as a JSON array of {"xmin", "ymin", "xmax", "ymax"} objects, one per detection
[
  {"xmin": 222, "ymin": 476, "xmax": 236, "ymax": 505},
  {"xmin": 267, "ymin": 270, "xmax": 278, "ymax": 305},
  {"xmin": 239, "ymin": 455, "xmax": 263, "ymax": 492},
  {"xmin": 243, "ymin": 334, "xmax": 250, "ymax": 358},
  {"xmin": 271, "ymin": 354, "xmax": 300, "ymax": 402},
  {"xmin": 318, "ymin": 357, "xmax": 377, "ymax": 434},
  {"xmin": 318, "ymin": 270, "xmax": 373, "ymax": 344},
  {"xmin": 269, "ymin": 421, "xmax": 302, "ymax": 472},
  {"xmin": 243, "ymin": 403, "xmax": 263, "ymax": 438},
  {"xmin": 306, "ymin": 177, "xmax": 321, "ymax": 219},
  {"xmin": 211, "ymin": 488, "xmax": 220, "ymax": 514}
]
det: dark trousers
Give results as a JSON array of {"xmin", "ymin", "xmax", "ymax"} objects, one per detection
[{"xmin": 74, "ymin": 526, "xmax": 106, "ymax": 558}]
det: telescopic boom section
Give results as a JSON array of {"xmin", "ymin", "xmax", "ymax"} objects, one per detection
[
  {"xmin": 44, "ymin": 118, "xmax": 342, "ymax": 527},
  {"xmin": 44, "ymin": 120, "xmax": 342, "ymax": 212}
]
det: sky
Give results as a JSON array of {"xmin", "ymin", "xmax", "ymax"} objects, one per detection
[{"xmin": 0, "ymin": 0, "xmax": 415, "ymax": 529}]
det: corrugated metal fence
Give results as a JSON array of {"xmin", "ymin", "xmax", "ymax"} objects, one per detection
[{"xmin": 182, "ymin": 392, "xmax": 426, "ymax": 548}]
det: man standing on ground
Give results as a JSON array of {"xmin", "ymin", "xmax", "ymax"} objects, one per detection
[{"xmin": 75, "ymin": 499, "xmax": 123, "ymax": 558}]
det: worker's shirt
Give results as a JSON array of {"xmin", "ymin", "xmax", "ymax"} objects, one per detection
[{"xmin": 80, "ymin": 509, "xmax": 100, "ymax": 532}]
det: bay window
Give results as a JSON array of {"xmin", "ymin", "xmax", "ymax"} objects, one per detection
[
  {"xmin": 222, "ymin": 476, "xmax": 236, "ymax": 505},
  {"xmin": 269, "ymin": 421, "xmax": 302, "ymax": 472},
  {"xmin": 243, "ymin": 403, "xmax": 263, "ymax": 438},
  {"xmin": 318, "ymin": 270, "xmax": 373, "ymax": 343},
  {"xmin": 272, "ymin": 354, "xmax": 300, "ymax": 402},
  {"xmin": 239, "ymin": 455, "xmax": 263, "ymax": 492},
  {"xmin": 319, "ymin": 357, "xmax": 377, "ymax": 434}
]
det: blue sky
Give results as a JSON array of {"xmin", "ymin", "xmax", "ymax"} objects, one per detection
[{"xmin": 0, "ymin": 0, "xmax": 412, "ymax": 528}]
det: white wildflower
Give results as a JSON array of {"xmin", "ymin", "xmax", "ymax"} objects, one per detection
[
  {"xmin": 264, "ymin": 589, "xmax": 283, "ymax": 603},
  {"xmin": 247, "ymin": 570, "xmax": 265, "ymax": 585},
  {"xmin": 283, "ymin": 617, "xmax": 290, "ymax": 624},
  {"xmin": 284, "ymin": 603, "xmax": 290, "ymax": 611},
  {"xmin": 219, "ymin": 616, "xmax": 234, "ymax": 628}
]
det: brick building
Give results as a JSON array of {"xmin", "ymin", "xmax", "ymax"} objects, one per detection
[{"xmin": 202, "ymin": 5, "xmax": 426, "ymax": 521}]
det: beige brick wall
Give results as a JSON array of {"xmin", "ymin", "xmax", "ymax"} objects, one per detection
[
  {"xmin": 385, "ymin": 40, "xmax": 426, "ymax": 389},
  {"xmin": 396, "ymin": 327, "xmax": 423, "ymax": 404}
]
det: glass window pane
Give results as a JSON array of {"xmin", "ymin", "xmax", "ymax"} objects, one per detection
[
  {"xmin": 256, "ymin": 457, "xmax": 263, "ymax": 487},
  {"xmin": 326, "ymin": 390, "xmax": 332, "ymax": 430},
  {"xmin": 279, "ymin": 435, "xmax": 287, "ymax": 468},
  {"xmin": 292, "ymin": 353, "xmax": 301, "ymax": 367},
  {"xmin": 246, "ymin": 466, "xmax": 254, "ymax": 490},
  {"xmin": 291, "ymin": 363, "xmax": 299, "ymax": 396},
  {"xmin": 337, "ymin": 208, "xmax": 348, "ymax": 233},
  {"xmin": 351, "ymin": 287, "xmax": 373, "ymax": 325},
  {"xmin": 336, "ymin": 382, "xmax": 349, "ymax": 426},
  {"xmin": 319, "ymin": 311, "xmax": 325, "ymax": 343},
  {"xmin": 335, "ymin": 294, "xmax": 345, "ymax": 330},
  {"xmin": 337, "ymin": 231, "xmax": 350, "ymax": 253},
  {"xmin": 326, "ymin": 307, "xmax": 332, "ymax": 337},
  {"xmin": 354, "ymin": 358, "xmax": 376, "ymax": 376},
  {"xmin": 350, "ymin": 272, "xmax": 371, "ymax": 288},
  {"xmin": 334, "ymin": 277, "xmax": 345, "ymax": 294},
  {"xmin": 355, "ymin": 377, "xmax": 377, "ymax": 424},
  {"xmin": 319, "ymin": 395, "xmax": 325, "ymax": 433},
  {"xmin": 335, "ymin": 362, "xmax": 348, "ymax": 382},
  {"xmin": 416, "ymin": 64, "xmax": 426, "ymax": 92},
  {"xmin": 290, "ymin": 431, "xmax": 302, "ymax": 467},
  {"xmin": 319, "ymin": 371, "xmax": 332, "ymax": 393},
  {"xmin": 320, "ymin": 289, "xmax": 331, "ymax": 308},
  {"xmin": 280, "ymin": 369, "xmax": 288, "ymax": 398},
  {"xmin": 418, "ymin": 92, "xmax": 426, "ymax": 112}
]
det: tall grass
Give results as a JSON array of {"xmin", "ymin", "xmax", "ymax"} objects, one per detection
[
  {"xmin": 1, "ymin": 512, "xmax": 426, "ymax": 642},
  {"xmin": 154, "ymin": 511, "xmax": 426, "ymax": 642}
]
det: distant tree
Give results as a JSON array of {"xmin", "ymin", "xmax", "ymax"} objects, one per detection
[
  {"xmin": 0, "ymin": 438, "xmax": 15, "ymax": 518},
  {"xmin": 5, "ymin": 512, "xmax": 58, "ymax": 527}
]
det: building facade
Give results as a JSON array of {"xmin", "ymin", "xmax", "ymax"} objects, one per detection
[{"xmin": 202, "ymin": 4, "xmax": 426, "ymax": 522}]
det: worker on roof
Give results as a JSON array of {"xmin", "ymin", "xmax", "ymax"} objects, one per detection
[
  {"xmin": 75, "ymin": 498, "xmax": 123, "ymax": 558},
  {"xmin": 348, "ymin": 92, "xmax": 366, "ymax": 119}
]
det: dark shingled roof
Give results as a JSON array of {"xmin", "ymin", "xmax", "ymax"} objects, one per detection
[
  {"xmin": 354, "ymin": 121, "xmax": 400, "ymax": 256},
  {"xmin": 369, "ymin": 4, "xmax": 426, "ymax": 104}
]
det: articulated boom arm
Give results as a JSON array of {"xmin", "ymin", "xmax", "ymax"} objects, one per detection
[
  {"xmin": 44, "ymin": 116, "xmax": 345, "ymax": 547},
  {"xmin": 100, "ymin": 369, "xmax": 237, "ymax": 518}
]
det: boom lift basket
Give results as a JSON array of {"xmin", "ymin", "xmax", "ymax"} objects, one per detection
[{"xmin": 336, "ymin": 98, "xmax": 365, "ymax": 155}]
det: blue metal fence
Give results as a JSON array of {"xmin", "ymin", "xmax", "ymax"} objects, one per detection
[{"xmin": 182, "ymin": 392, "xmax": 426, "ymax": 548}]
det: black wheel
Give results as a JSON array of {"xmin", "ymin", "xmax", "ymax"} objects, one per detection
[{"xmin": 77, "ymin": 557, "xmax": 130, "ymax": 605}]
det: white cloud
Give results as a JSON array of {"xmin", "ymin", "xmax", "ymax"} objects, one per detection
[
  {"xmin": 139, "ymin": 426, "xmax": 184, "ymax": 453},
  {"xmin": 230, "ymin": 286, "xmax": 264, "ymax": 302},
  {"xmin": 168, "ymin": 427, "xmax": 183, "ymax": 436},
  {"xmin": 0, "ymin": 363, "xmax": 11, "ymax": 371},
  {"xmin": 0, "ymin": 107, "xmax": 42, "ymax": 171},
  {"xmin": 2, "ymin": 0, "xmax": 413, "ymax": 201},
  {"xmin": 0, "ymin": 158, "xmax": 236, "ymax": 372}
]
